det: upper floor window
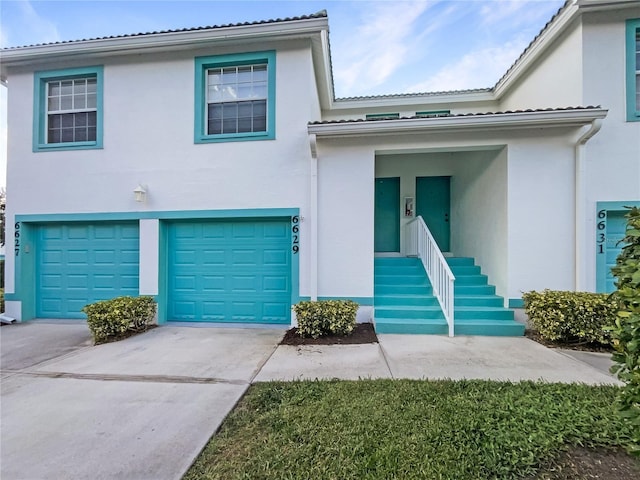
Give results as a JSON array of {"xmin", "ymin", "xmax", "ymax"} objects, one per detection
[
  {"xmin": 195, "ymin": 51, "xmax": 276, "ymax": 143},
  {"xmin": 33, "ymin": 66, "xmax": 103, "ymax": 151},
  {"xmin": 626, "ymin": 19, "xmax": 640, "ymax": 122}
]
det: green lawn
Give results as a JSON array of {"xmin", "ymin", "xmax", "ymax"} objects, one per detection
[{"xmin": 184, "ymin": 379, "xmax": 634, "ymax": 480}]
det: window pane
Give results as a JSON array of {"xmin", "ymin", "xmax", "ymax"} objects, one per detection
[
  {"xmin": 61, "ymin": 128, "xmax": 74, "ymax": 142},
  {"xmin": 48, "ymin": 128, "xmax": 61, "ymax": 143},
  {"xmin": 253, "ymin": 100, "xmax": 266, "ymax": 116},
  {"xmin": 253, "ymin": 65, "xmax": 267, "ymax": 82},
  {"xmin": 76, "ymin": 112, "xmax": 87, "ymax": 127},
  {"xmin": 238, "ymin": 118, "xmax": 252, "ymax": 133},
  {"xmin": 75, "ymin": 80, "xmax": 87, "ymax": 94},
  {"xmin": 75, "ymin": 127, "xmax": 88, "ymax": 142},
  {"xmin": 61, "ymin": 95, "xmax": 73, "ymax": 110},
  {"xmin": 48, "ymin": 114, "xmax": 61, "ymax": 128},
  {"xmin": 48, "ymin": 81, "xmax": 61, "ymax": 96},
  {"xmin": 87, "ymin": 79, "xmax": 97, "ymax": 93},
  {"xmin": 253, "ymin": 115, "xmax": 266, "ymax": 132},
  {"xmin": 74, "ymin": 94, "xmax": 86, "ymax": 109},
  {"xmin": 237, "ymin": 85, "xmax": 252, "ymax": 100},
  {"xmin": 87, "ymin": 126, "xmax": 96, "ymax": 141},
  {"xmin": 221, "ymin": 86, "xmax": 237, "ymax": 101},
  {"xmin": 87, "ymin": 93, "xmax": 97, "ymax": 109},
  {"xmin": 222, "ymin": 67, "xmax": 237, "ymax": 84},
  {"xmin": 61, "ymin": 80, "xmax": 73, "ymax": 95},
  {"xmin": 636, "ymin": 75, "xmax": 640, "ymax": 110},
  {"xmin": 237, "ymin": 66, "xmax": 252, "ymax": 83},
  {"xmin": 48, "ymin": 97, "xmax": 60, "ymax": 111},
  {"xmin": 208, "ymin": 119, "xmax": 222, "ymax": 135},
  {"xmin": 61, "ymin": 114, "xmax": 74, "ymax": 128},
  {"xmin": 252, "ymin": 84, "xmax": 267, "ymax": 99},
  {"xmin": 207, "ymin": 85, "xmax": 222, "ymax": 103}
]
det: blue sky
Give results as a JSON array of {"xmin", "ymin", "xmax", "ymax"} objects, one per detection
[{"xmin": 0, "ymin": 0, "xmax": 567, "ymax": 185}]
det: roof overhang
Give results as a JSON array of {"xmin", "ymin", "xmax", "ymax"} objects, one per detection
[
  {"xmin": 0, "ymin": 16, "xmax": 329, "ymax": 69},
  {"xmin": 308, "ymin": 108, "xmax": 608, "ymax": 137}
]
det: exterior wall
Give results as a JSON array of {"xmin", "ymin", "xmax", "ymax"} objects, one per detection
[
  {"xmin": 506, "ymin": 130, "xmax": 577, "ymax": 299},
  {"xmin": 452, "ymin": 148, "xmax": 508, "ymax": 301},
  {"xmin": 4, "ymin": 39, "xmax": 321, "ymax": 319},
  {"xmin": 581, "ymin": 8, "xmax": 640, "ymax": 291},
  {"xmin": 499, "ymin": 20, "xmax": 583, "ymax": 110},
  {"xmin": 316, "ymin": 138, "xmax": 375, "ymax": 304}
]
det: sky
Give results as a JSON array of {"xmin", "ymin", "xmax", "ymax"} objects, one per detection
[{"xmin": 0, "ymin": 0, "xmax": 567, "ymax": 187}]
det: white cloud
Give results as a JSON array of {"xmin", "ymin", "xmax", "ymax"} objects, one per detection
[
  {"xmin": 1, "ymin": 0, "xmax": 61, "ymax": 47},
  {"xmin": 406, "ymin": 38, "xmax": 528, "ymax": 92},
  {"xmin": 333, "ymin": 1, "xmax": 435, "ymax": 96}
]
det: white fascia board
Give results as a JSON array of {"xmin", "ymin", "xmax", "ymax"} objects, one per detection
[
  {"xmin": 312, "ymin": 29, "xmax": 335, "ymax": 111},
  {"xmin": 0, "ymin": 17, "xmax": 329, "ymax": 66},
  {"xmin": 577, "ymin": 0, "xmax": 640, "ymax": 11},
  {"xmin": 307, "ymin": 108, "xmax": 608, "ymax": 137},
  {"xmin": 329, "ymin": 90, "xmax": 495, "ymax": 111},
  {"xmin": 493, "ymin": 2, "xmax": 581, "ymax": 99}
]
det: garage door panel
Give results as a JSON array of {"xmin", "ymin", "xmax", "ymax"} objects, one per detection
[
  {"xmin": 168, "ymin": 218, "xmax": 291, "ymax": 323},
  {"xmin": 36, "ymin": 222, "xmax": 139, "ymax": 319}
]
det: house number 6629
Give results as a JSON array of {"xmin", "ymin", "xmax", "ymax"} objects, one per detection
[{"xmin": 291, "ymin": 216, "xmax": 300, "ymax": 254}]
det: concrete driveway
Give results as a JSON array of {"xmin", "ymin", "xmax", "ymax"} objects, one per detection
[{"xmin": 0, "ymin": 322, "xmax": 284, "ymax": 480}]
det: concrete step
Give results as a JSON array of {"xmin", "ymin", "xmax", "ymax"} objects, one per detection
[
  {"xmin": 454, "ymin": 307, "xmax": 514, "ymax": 320},
  {"xmin": 375, "ymin": 264, "xmax": 425, "ymax": 276},
  {"xmin": 446, "ymin": 257, "xmax": 475, "ymax": 267},
  {"xmin": 375, "ymin": 295, "xmax": 439, "ymax": 307},
  {"xmin": 448, "ymin": 265, "xmax": 481, "ymax": 276},
  {"xmin": 454, "ymin": 274, "xmax": 488, "ymax": 286},
  {"xmin": 455, "ymin": 295, "xmax": 505, "ymax": 307},
  {"xmin": 374, "ymin": 317, "xmax": 448, "ymax": 335},
  {"xmin": 375, "ymin": 274, "xmax": 430, "ymax": 286},
  {"xmin": 375, "ymin": 284, "xmax": 433, "ymax": 295},
  {"xmin": 374, "ymin": 305, "xmax": 444, "ymax": 320},
  {"xmin": 374, "ymin": 257, "xmax": 421, "ymax": 266},
  {"xmin": 455, "ymin": 284, "xmax": 496, "ymax": 295},
  {"xmin": 454, "ymin": 319, "xmax": 525, "ymax": 336}
]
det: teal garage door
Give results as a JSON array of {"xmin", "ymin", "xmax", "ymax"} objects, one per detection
[
  {"xmin": 168, "ymin": 218, "xmax": 291, "ymax": 323},
  {"xmin": 37, "ymin": 222, "xmax": 140, "ymax": 318}
]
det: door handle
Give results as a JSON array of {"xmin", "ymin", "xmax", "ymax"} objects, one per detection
[{"xmin": 445, "ymin": 214, "xmax": 449, "ymax": 223}]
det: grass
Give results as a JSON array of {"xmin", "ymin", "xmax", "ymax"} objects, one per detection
[{"xmin": 184, "ymin": 379, "xmax": 635, "ymax": 480}]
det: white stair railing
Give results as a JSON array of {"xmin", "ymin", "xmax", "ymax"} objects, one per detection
[{"xmin": 405, "ymin": 216, "xmax": 456, "ymax": 337}]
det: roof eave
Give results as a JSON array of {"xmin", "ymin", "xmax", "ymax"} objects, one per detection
[
  {"xmin": 0, "ymin": 16, "xmax": 329, "ymax": 67},
  {"xmin": 328, "ymin": 90, "xmax": 495, "ymax": 110},
  {"xmin": 308, "ymin": 108, "xmax": 608, "ymax": 137},
  {"xmin": 493, "ymin": 1, "xmax": 581, "ymax": 99}
]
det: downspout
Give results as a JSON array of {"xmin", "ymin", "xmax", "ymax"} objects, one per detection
[
  {"xmin": 574, "ymin": 118, "xmax": 603, "ymax": 291},
  {"xmin": 309, "ymin": 133, "xmax": 318, "ymax": 301}
]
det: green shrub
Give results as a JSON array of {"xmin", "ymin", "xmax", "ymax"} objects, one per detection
[
  {"xmin": 82, "ymin": 295, "xmax": 157, "ymax": 345},
  {"xmin": 522, "ymin": 289, "xmax": 617, "ymax": 345},
  {"xmin": 292, "ymin": 300, "xmax": 359, "ymax": 338},
  {"xmin": 611, "ymin": 206, "xmax": 640, "ymax": 456}
]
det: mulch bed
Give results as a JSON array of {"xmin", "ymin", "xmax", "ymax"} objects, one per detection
[
  {"xmin": 527, "ymin": 446, "xmax": 640, "ymax": 480},
  {"xmin": 525, "ymin": 329, "xmax": 613, "ymax": 353},
  {"xmin": 280, "ymin": 322, "xmax": 378, "ymax": 346}
]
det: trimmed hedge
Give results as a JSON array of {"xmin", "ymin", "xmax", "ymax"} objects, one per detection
[
  {"xmin": 522, "ymin": 289, "xmax": 617, "ymax": 345},
  {"xmin": 293, "ymin": 300, "xmax": 359, "ymax": 338},
  {"xmin": 82, "ymin": 295, "xmax": 157, "ymax": 345},
  {"xmin": 610, "ymin": 206, "xmax": 640, "ymax": 456}
]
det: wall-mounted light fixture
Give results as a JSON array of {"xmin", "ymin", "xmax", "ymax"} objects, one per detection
[{"xmin": 133, "ymin": 184, "xmax": 147, "ymax": 203}]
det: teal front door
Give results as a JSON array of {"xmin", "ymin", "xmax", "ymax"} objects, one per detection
[
  {"xmin": 375, "ymin": 177, "xmax": 400, "ymax": 252},
  {"xmin": 416, "ymin": 176, "xmax": 450, "ymax": 251}
]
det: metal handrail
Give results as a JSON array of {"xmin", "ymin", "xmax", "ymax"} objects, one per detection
[{"xmin": 405, "ymin": 216, "xmax": 455, "ymax": 336}]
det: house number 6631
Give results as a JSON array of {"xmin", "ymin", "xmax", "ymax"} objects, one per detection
[{"xmin": 291, "ymin": 216, "xmax": 300, "ymax": 254}]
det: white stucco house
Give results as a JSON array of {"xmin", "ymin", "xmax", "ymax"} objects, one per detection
[{"xmin": 1, "ymin": 0, "xmax": 638, "ymax": 336}]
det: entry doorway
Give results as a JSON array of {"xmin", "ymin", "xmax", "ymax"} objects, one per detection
[
  {"xmin": 416, "ymin": 176, "xmax": 451, "ymax": 251},
  {"xmin": 374, "ymin": 177, "xmax": 400, "ymax": 252}
]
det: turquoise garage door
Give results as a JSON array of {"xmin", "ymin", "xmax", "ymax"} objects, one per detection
[
  {"xmin": 168, "ymin": 218, "xmax": 291, "ymax": 323},
  {"xmin": 36, "ymin": 222, "xmax": 140, "ymax": 318}
]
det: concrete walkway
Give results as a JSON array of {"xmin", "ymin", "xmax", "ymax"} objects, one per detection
[{"xmin": 1, "ymin": 322, "xmax": 620, "ymax": 480}]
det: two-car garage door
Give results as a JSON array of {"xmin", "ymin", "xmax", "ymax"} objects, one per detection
[{"xmin": 34, "ymin": 218, "xmax": 292, "ymax": 323}]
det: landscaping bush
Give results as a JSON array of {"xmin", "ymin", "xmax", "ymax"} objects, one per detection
[
  {"xmin": 611, "ymin": 206, "xmax": 640, "ymax": 456},
  {"xmin": 522, "ymin": 289, "xmax": 617, "ymax": 345},
  {"xmin": 82, "ymin": 295, "xmax": 157, "ymax": 344},
  {"xmin": 292, "ymin": 300, "xmax": 358, "ymax": 338}
]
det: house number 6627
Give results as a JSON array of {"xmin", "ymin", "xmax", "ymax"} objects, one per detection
[
  {"xmin": 14, "ymin": 222, "xmax": 20, "ymax": 257},
  {"xmin": 291, "ymin": 216, "xmax": 300, "ymax": 254}
]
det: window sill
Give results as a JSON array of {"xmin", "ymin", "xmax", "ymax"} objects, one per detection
[
  {"xmin": 195, "ymin": 132, "xmax": 275, "ymax": 144},
  {"xmin": 33, "ymin": 141, "xmax": 103, "ymax": 152}
]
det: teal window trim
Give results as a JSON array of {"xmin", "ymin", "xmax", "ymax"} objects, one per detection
[
  {"xmin": 365, "ymin": 113, "xmax": 400, "ymax": 120},
  {"xmin": 626, "ymin": 19, "xmax": 640, "ymax": 122},
  {"xmin": 33, "ymin": 66, "xmax": 104, "ymax": 152},
  {"xmin": 416, "ymin": 110, "xmax": 451, "ymax": 117},
  {"xmin": 194, "ymin": 51, "xmax": 276, "ymax": 143}
]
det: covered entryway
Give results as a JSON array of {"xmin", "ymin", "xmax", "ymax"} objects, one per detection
[
  {"xmin": 36, "ymin": 222, "xmax": 140, "ymax": 318},
  {"xmin": 167, "ymin": 218, "xmax": 292, "ymax": 323}
]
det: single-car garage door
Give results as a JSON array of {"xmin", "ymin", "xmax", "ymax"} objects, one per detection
[
  {"xmin": 37, "ymin": 222, "xmax": 140, "ymax": 318},
  {"xmin": 168, "ymin": 218, "xmax": 291, "ymax": 323}
]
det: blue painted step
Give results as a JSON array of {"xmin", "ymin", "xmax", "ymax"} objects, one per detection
[{"xmin": 374, "ymin": 256, "xmax": 524, "ymax": 336}]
